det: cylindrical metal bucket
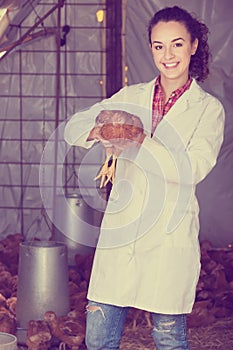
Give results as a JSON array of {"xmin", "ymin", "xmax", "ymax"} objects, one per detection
[
  {"xmin": 53, "ymin": 193, "xmax": 104, "ymax": 264},
  {"xmin": 0, "ymin": 332, "xmax": 17, "ymax": 350},
  {"xmin": 16, "ymin": 241, "xmax": 70, "ymax": 342}
]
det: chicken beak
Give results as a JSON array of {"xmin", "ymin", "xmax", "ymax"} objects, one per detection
[{"xmin": 86, "ymin": 128, "xmax": 95, "ymax": 141}]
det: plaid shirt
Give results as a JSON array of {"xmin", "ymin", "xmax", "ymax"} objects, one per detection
[{"xmin": 151, "ymin": 76, "xmax": 192, "ymax": 135}]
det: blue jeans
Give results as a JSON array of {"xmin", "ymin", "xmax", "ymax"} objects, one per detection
[{"xmin": 86, "ymin": 301, "xmax": 190, "ymax": 350}]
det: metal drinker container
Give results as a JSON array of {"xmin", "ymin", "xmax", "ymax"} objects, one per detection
[
  {"xmin": 53, "ymin": 193, "xmax": 104, "ymax": 264},
  {"xmin": 0, "ymin": 332, "xmax": 17, "ymax": 350},
  {"xmin": 16, "ymin": 241, "xmax": 70, "ymax": 336}
]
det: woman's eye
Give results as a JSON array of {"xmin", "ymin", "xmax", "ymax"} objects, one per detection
[
  {"xmin": 174, "ymin": 42, "xmax": 183, "ymax": 47},
  {"xmin": 154, "ymin": 45, "xmax": 163, "ymax": 50}
]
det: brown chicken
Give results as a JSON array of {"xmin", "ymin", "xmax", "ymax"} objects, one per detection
[
  {"xmin": 0, "ymin": 292, "xmax": 16, "ymax": 334},
  {"xmin": 0, "ymin": 233, "xmax": 23, "ymax": 275},
  {"xmin": 26, "ymin": 320, "xmax": 52, "ymax": 350},
  {"xmin": 87, "ymin": 110, "xmax": 144, "ymax": 187},
  {"xmin": 127, "ymin": 308, "xmax": 152, "ymax": 331},
  {"xmin": 69, "ymin": 290, "xmax": 88, "ymax": 314},
  {"xmin": 44, "ymin": 311, "xmax": 85, "ymax": 350},
  {"xmin": 6, "ymin": 296, "xmax": 17, "ymax": 316},
  {"xmin": 0, "ymin": 311, "xmax": 16, "ymax": 334},
  {"xmin": 0, "ymin": 293, "xmax": 6, "ymax": 307}
]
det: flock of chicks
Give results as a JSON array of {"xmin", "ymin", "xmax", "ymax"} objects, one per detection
[
  {"xmin": 0, "ymin": 234, "xmax": 92, "ymax": 350},
  {"xmin": 1, "ymin": 235, "xmax": 233, "ymax": 349},
  {"xmin": 0, "ymin": 234, "xmax": 150, "ymax": 350},
  {"xmin": 24, "ymin": 253, "xmax": 93, "ymax": 350},
  {"xmin": 26, "ymin": 310, "xmax": 85, "ymax": 350},
  {"xmin": 0, "ymin": 234, "xmax": 20, "ymax": 336}
]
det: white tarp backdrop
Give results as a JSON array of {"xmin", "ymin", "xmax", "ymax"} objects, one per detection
[{"xmin": 0, "ymin": 0, "xmax": 232, "ymax": 247}]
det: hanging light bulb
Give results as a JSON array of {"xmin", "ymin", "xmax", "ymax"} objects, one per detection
[{"xmin": 96, "ymin": 9, "xmax": 104, "ymax": 23}]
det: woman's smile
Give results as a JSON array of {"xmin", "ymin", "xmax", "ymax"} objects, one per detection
[{"xmin": 163, "ymin": 62, "xmax": 179, "ymax": 69}]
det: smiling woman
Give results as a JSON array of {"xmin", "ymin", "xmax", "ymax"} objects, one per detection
[{"xmin": 64, "ymin": 5, "xmax": 225, "ymax": 350}]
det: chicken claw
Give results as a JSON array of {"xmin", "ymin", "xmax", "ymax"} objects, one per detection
[{"xmin": 94, "ymin": 154, "xmax": 117, "ymax": 188}]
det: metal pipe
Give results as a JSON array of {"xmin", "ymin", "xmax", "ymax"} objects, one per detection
[
  {"xmin": 0, "ymin": 1, "xmax": 65, "ymax": 60},
  {"xmin": 51, "ymin": 0, "xmax": 63, "ymax": 239}
]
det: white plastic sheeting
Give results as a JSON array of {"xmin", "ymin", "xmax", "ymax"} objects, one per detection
[
  {"xmin": 0, "ymin": 0, "xmax": 232, "ymax": 247},
  {"xmin": 0, "ymin": 0, "xmax": 106, "ymax": 240}
]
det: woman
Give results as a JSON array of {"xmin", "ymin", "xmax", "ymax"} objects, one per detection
[{"xmin": 64, "ymin": 6, "xmax": 225, "ymax": 350}]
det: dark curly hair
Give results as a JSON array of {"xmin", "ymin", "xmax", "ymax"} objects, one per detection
[{"xmin": 148, "ymin": 6, "xmax": 210, "ymax": 82}]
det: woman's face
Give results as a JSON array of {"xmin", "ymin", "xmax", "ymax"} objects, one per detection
[{"xmin": 150, "ymin": 20, "xmax": 198, "ymax": 85}]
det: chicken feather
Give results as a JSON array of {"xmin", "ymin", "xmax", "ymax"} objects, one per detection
[
  {"xmin": 44, "ymin": 311, "xmax": 85, "ymax": 350},
  {"xmin": 87, "ymin": 110, "xmax": 144, "ymax": 187}
]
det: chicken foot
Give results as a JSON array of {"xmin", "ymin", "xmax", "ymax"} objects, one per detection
[{"xmin": 94, "ymin": 153, "xmax": 117, "ymax": 188}]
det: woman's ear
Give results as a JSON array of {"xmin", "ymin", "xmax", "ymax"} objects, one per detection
[{"xmin": 191, "ymin": 38, "xmax": 198, "ymax": 55}]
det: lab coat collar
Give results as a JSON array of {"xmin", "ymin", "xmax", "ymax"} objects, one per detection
[{"xmin": 137, "ymin": 77, "xmax": 205, "ymax": 102}]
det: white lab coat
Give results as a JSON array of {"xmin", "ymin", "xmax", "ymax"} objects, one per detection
[{"xmin": 64, "ymin": 78, "xmax": 225, "ymax": 314}]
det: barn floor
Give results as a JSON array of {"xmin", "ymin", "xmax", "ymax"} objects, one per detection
[
  {"xmin": 120, "ymin": 316, "xmax": 233, "ymax": 350},
  {"xmin": 17, "ymin": 316, "xmax": 233, "ymax": 350},
  {"xmin": 1, "ymin": 234, "xmax": 232, "ymax": 349}
]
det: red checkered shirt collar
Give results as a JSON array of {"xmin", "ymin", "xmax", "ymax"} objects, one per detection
[{"xmin": 152, "ymin": 76, "xmax": 192, "ymax": 135}]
